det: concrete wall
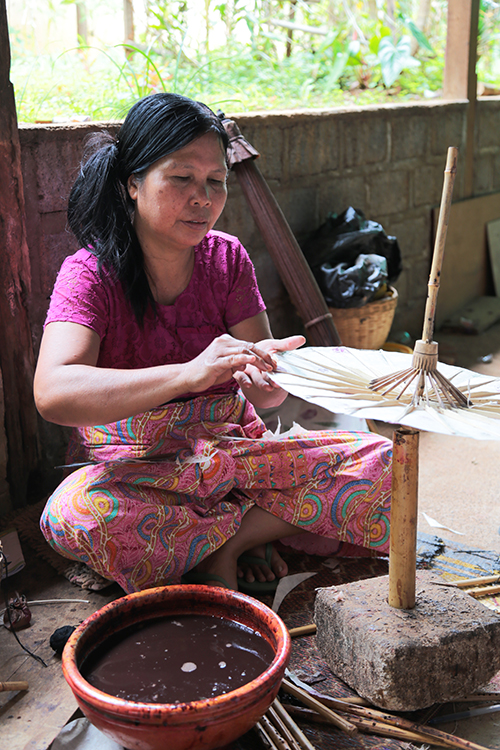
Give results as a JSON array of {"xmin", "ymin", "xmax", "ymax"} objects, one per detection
[{"xmin": 10, "ymin": 97, "xmax": 500, "ymax": 485}]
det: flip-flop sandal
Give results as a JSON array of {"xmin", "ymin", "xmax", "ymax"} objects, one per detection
[
  {"xmin": 181, "ymin": 571, "xmax": 232, "ymax": 589},
  {"xmin": 237, "ymin": 543, "xmax": 279, "ymax": 595}
]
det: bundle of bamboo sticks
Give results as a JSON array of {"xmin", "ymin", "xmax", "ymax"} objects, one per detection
[
  {"xmin": 256, "ymin": 681, "xmax": 498, "ymax": 750},
  {"xmin": 261, "ymin": 623, "xmax": 500, "ymax": 750}
]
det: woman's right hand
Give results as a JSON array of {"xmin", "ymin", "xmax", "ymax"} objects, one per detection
[{"xmin": 184, "ymin": 334, "xmax": 276, "ymax": 393}]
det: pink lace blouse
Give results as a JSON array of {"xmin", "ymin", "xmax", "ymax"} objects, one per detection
[{"xmin": 44, "ymin": 230, "xmax": 266, "ymax": 398}]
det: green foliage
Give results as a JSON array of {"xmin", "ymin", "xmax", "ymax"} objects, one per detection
[{"xmin": 8, "ymin": 0, "xmax": 500, "ymax": 123}]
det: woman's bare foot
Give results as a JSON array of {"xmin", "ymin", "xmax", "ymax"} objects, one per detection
[
  {"xmin": 237, "ymin": 543, "xmax": 288, "ymax": 584},
  {"xmin": 188, "ymin": 545, "xmax": 239, "ymax": 590},
  {"xmin": 185, "ymin": 506, "xmax": 301, "ymax": 590}
]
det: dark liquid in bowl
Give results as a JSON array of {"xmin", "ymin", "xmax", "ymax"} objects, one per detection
[{"xmin": 82, "ymin": 614, "xmax": 275, "ymax": 703}]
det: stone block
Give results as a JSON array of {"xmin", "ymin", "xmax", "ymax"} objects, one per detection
[
  {"xmin": 430, "ymin": 106, "xmax": 466, "ymax": 162},
  {"xmin": 413, "ymin": 163, "xmax": 445, "ymax": 207},
  {"xmin": 391, "ymin": 114, "xmax": 427, "ymax": 161},
  {"xmin": 343, "ymin": 117, "xmax": 388, "ymax": 168},
  {"xmin": 287, "ymin": 119, "xmax": 340, "ymax": 178},
  {"xmin": 473, "ymin": 154, "xmax": 494, "ymax": 195},
  {"xmin": 477, "ymin": 100, "xmax": 500, "ymax": 150},
  {"xmin": 314, "ymin": 570, "xmax": 500, "ymax": 711},
  {"xmin": 366, "ymin": 169, "xmax": 409, "ymax": 216},
  {"xmin": 317, "ymin": 175, "xmax": 367, "ymax": 219},
  {"xmin": 384, "ymin": 215, "xmax": 428, "ymax": 261}
]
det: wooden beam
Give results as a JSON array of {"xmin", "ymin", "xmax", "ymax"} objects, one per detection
[
  {"xmin": 0, "ymin": 0, "xmax": 40, "ymax": 506},
  {"xmin": 443, "ymin": 0, "xmax": 480, "ymax": 196},
  {"xmin": 124, "ymin": 0, "xmax": 134, "ymax": 43}
]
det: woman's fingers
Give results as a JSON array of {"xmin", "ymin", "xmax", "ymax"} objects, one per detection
[{"xmin": 269, "ymin": 335, "xmax": 306, "ymax": 353}]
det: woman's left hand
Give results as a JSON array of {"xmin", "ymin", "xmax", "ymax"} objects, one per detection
[{"xmin": 233, "ymin": 334, "xmax": 305, "ymax": 407}]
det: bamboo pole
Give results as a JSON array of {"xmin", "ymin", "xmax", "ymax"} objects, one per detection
[
  {"xmin": 288, "ymin": 624, "xmax": 316, "ymax": 638},
  {"xmin": 388, "ymin": 427, "xmax": 419, "ymax": 609},
  {"xmin": 0, "ymin": 681, "xmax": 29, "ymax": 691},
  {"xmin": 421, "ymin": 146, "xmax": 458, "ymax": 345}
]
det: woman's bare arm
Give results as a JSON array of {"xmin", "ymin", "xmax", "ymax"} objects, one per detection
[{"xmin": 34, "ymin": 321, "xmax": 276, "ymax": 427}]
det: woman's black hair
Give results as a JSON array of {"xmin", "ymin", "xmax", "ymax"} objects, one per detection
[{"xmin": 67, "ymin": 93, "xmax": 229, "ymax": 323}]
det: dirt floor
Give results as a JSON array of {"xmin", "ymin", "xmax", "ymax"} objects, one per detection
[{"xmin": 2, "ymin": 321, "xmax": 500, "ymax": 750}]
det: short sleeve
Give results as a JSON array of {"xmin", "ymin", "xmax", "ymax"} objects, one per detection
[
  {"xmin": 44, "ymin": 250, "xmax": 110, "ymax": 340},
  {"xmin": 219, "ymin": 237, "xmax": 266, "ymax": 328}
]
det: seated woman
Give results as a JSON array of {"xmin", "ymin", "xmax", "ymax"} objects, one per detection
[{"xmin": 34, "ymin": 93, "xmax": 392, "ymax": 595}]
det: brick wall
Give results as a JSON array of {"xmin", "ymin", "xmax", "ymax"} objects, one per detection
[
  {"xmin": 20, "ymin": 98, "xmax": 500, "ymax": 349},
  {"xmin": 10, "ymin": 97, "xmax": 500, "ymax": 485}
]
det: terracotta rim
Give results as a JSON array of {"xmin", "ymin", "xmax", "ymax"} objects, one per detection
[{"xmin": 62, "ymin": 585, "xmax": 290, "ymax": 722}]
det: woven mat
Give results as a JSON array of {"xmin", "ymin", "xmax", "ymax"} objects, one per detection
[{"xmin": 0, "ymin": 498, "xmax": 113, "ymax": 590}]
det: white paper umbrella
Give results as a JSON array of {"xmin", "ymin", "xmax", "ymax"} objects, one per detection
[{"xmin": 272, "ymin": 346, "xmax": 500, "ymax": 442}]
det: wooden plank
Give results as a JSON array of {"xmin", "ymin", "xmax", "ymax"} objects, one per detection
[
  {"xmin": 442, "ymin": 0, "xmax": 479, "ymax": 196},
  {"xmin": 0, "ymin": 0, "xmax": 40, "ymax": 506},
  {"xmin": 441, "ymin": 296, "xmax": 500, "ymax": 335},
  {"xmin": 487, "ymin": 218, "xmax": 500, "ymax": 296},
  {"xmin": 435, "ymin": 192, "xmax": 500, "ymax": 328},
  {"xmin": 0, "ymin": 547, "xmax": 120, "ymax": 750},
  {"xmin": 443, "ymin": 0, "xmax": 477, "ymax": 100}
]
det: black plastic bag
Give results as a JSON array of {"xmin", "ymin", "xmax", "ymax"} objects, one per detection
[
  {"xmin": 320, "ymin": 253, "xmax": 388, "ymax": 308},
  {"xmin": 301, "ymin": 207, "xmax": 403, "ymax": 308}
]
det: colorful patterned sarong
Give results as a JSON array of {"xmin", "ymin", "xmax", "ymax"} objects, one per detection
[{"xmin": 40, "ymin": 393, "xmax": 392, "ymax": 592}]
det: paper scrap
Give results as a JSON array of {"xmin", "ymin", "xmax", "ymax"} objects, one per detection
[
  {"xmin": 271, "ymin": 571, "xmax": 317, "ymax": 612},
  {"xmin": 422, "ymin": 511, "xmax": 465, "ymax": 536},
  {"xmin": 322, "ymin": 557, "xmax": 341, "ymax": 571}
]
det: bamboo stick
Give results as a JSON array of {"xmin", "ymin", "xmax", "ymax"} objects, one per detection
[
  {"xmin": 256, "ymin": 720, "xmax": 280, "ymax": 750},
  {"xmin": 0, "ymin": 681, "xmax": 29, "ymax": 691},
  {"xmin": 281, "ymin": 679, "xmax": 357, "ymax": 735},
  {"xmin": 284, "ymin": 675, "xmax": 370, "ymax": 706},
  {"xmin": 454, "ymin": 574, "xmax": 500, "ymax": 588},
  {"xmin": 284, "ymin": 705, "xmax": 450, "ymax": 747},
  {"xmin": 267, "ymin": 705, "xmax": 304, "ymax": 750},
  {"xmin": 288, "ymin": 624, "xmax": 316, "ymax": 638},
  {"xmin": 467, "ymin": 584, "xmax": 500, "ymax": 598},
  {"xmin": 272, "ymin": 699, "xmax": 317, "ymax": 750},
  {"xmin": 260, "ymin": 714, "xmax": 292, "ymax": 750},
  {"xmin": 456, "ymin": 693, "xmax": 500, "ymax": 702},
  {"xmin": 282, "ymin": 678, "xmax": 493, "ymax": 750},
  {"xmin": 421, "ymin": 146, "xmax": 458, "ymax": 344},
  {"xmin": 388, "ymin": 426, "xmax": 419, "ymax": 609}
]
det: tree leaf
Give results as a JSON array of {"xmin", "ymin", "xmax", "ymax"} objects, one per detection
[
  {"xmin": 378, "ymin": 35, "xmax": 420, "ymax": 87},
  {"xmin": 406, "ymin": 19, "xmax": 434, "ymax": 53}
]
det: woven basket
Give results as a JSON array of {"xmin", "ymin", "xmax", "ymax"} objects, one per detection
[{"xmin": 328, "ymin": 287, "xmax": 398, "ymax": 350}]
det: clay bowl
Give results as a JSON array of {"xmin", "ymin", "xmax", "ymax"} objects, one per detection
[{"xmin": 62, "ymin": 585, "xmax": 291, "ymax": 750}]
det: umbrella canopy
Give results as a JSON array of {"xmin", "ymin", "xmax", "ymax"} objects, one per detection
[{"xmin": 272, "ymin": 346, "xmax": 500, "ymax": 442}]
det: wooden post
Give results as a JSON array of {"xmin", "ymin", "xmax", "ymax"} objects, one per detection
[
  {"xmin": 0, "ymin": 0, "xmax": 40, "ymax": 506},
  {"xmin": 388, "ymin": 427, "xmax": 419, "ymax": 610},
  {"xmin": 443, "ymin": 0, "xmax": 480, "ymax": 196},
  {"xmin": 76, "ymin": 1, "xmax": 89, "ymax": 45},
  {"xmin": 124, "ymin": 0, "xmax": 134, "ymax": 44}
]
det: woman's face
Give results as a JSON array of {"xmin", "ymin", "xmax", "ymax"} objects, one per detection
[{"xmin": 127, "ymin": 132, "xmax": 228, "ymax": 255}]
